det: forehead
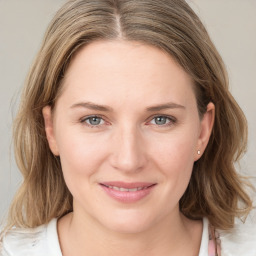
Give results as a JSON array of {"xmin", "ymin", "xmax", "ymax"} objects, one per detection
[{"xmin": 58, "ymin": 40, "xmax": 196, "ymax": 108}]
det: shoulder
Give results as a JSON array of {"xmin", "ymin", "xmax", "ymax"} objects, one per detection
[
  {"xmin": 218, "ymin": 214, "xmax": 256, "ymax": 256},
  {"xmin": 1, "ymin": 218, "xmax": 62, "ymax": 256}
]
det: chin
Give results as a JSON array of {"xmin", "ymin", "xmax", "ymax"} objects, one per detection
[{"xmin": 100, "ymin": 209, "xmax": 158, "ymax": 234}]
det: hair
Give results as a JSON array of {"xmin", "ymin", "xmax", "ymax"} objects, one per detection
[{"xmin": 2, "ymin": 0, "xmax": 253, "ymax": 234}]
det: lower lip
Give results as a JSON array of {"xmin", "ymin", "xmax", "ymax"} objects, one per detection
[{"xmin": 100, "ymin": 185, "xmax": 155, "ymax": 203}]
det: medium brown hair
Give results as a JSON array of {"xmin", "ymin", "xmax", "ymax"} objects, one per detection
[{"xmin": 3, "ymin": 0, "xmax": 253, "ymax": 233}]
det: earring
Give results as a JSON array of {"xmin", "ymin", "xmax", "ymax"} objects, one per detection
[{"xmin": 197, "ymin": 150, "xmax": 201, "ymax": 155}]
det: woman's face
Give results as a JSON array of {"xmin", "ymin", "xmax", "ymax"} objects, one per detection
[{"xmin": 43, "ymin": 40, "xmax": 214, "ymax": 233}]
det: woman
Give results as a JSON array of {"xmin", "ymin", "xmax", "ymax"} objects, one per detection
[{"xmin": 0, "ymin": 0, "xmax": 255, "ymax": 255}]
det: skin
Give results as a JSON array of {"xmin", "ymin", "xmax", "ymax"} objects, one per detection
[{"xmin": 43, "ymin": 40, "xmax": 215, "ymax": 256}]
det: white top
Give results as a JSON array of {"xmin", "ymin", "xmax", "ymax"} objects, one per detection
[
  {"xmin": 1, "ymin": 217, "xmax": 256, "ymax": 256},
  {"xmin": 1, "ymin": 218, "xmax": 62, "ymax": 256}
]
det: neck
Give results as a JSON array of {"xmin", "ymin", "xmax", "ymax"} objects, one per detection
[{"xmin": 58, "ymin": 210, "xmax": 202, "ymax": 256}]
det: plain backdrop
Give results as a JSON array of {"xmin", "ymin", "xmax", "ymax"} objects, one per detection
[{"xmin": 0, "ymin": 0, "xmax": 255, "ymax": 222}]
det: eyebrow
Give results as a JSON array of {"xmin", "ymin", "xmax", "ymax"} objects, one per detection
[
  {"xmin": 70, "ymin": 101, "xmax": 185, "ymax": 112},
  {"xmin": 146, "ymin": 102, "xmax": 185, "ymax": 111},
  {"xmin": 70, "ymin": 102, "xmax": 114, "ymax": 112}
]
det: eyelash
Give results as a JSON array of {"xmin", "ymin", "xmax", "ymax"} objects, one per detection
[
  {"xmin": 80, "ymin": 115, "xmax": 177, "ymax": 129},
  {"xmin": 148, "ymin": 116, "xmax": 177, "ymax": 127}
]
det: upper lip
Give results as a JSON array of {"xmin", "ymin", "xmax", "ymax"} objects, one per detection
[{"xmin": 100, "ymin": 181, "xmax": 156, "ymax": 189}]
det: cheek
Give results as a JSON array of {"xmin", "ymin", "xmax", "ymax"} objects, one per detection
[
  {"xmin": 150, "ymin": 129, "xmax": 198, "ymax": 169},
  {"xmin": 55, "ymin": 129, "xmax": 109, "ymax": 205},
  {"xmin": 149, "ymin": 129, "xmax": 198, "ymax": 194},
  {"xmin": 55, "ymin": 127, "xmax": 107, "ymax": 180}
]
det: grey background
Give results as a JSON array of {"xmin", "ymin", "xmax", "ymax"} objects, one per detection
[{"xmin": 0, "ymin": 0, "xmax": 255, "ymax": 222}]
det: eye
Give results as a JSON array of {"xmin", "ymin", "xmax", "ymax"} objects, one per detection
[
  {"xmin": 149, "ymin": 116, "xmax": 176, "ymax": 126},
  {"xmin": 81, "ymin": 116, "xmax": 105, "ymax": 127}
]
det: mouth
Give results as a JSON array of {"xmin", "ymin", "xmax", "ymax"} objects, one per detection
[
  {"xmin": 101, "ymin": 185, "xmax": 151, "ymax": 192},
  {"xmin": 99, "ymin": 182, "xmax": 157, "ymax": 203}
]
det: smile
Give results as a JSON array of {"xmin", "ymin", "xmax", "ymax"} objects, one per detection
[
  {"xmin": 102, "ymin": 185, "xmax": 149, "ymax": 192},
  {"xmin": 100, "ymin": 182, "xmax": 156, "ymax": 203}
]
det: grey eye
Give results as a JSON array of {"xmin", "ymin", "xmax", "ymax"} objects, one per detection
[
  {"xmin": 86, "ymin": 116, "xmax": 102, "ymax": 126},
  {"xmin": 153, "ymin": 116, "xmax": 170, "ymax": 125}
]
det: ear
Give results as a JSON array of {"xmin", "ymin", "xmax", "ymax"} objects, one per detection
[
  {"xmin": 42, "ymin": 106, "xmax": 59, "ymax": 156},
  {"xmin": 194, "ymin": 102, "xmax": 215, "ymax": 161}
]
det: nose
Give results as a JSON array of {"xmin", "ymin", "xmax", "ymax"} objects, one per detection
[{"xmin": 109, "ymin": 125, "xmax": 147, "ymax": 173}]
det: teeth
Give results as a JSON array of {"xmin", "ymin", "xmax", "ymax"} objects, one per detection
[
  {"xmin": 119, "ymin": 187, "xmax": 128, "ymax": 192},
  {"xmin": 105, "ymin": 185, "xmax": 147, "ymax": 192},
  {"xmin": 129, "ymin": 188, "xmax": 138, "ymax": 191}
]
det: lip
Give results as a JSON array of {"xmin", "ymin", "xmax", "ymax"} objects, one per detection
[
  {"xmin": 99, "ymin": 181, "xmax": 156, "ymax": 203},
  {"xmin": 100, "ymin": 181, "xmax": 155, "ymax": 189}
]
